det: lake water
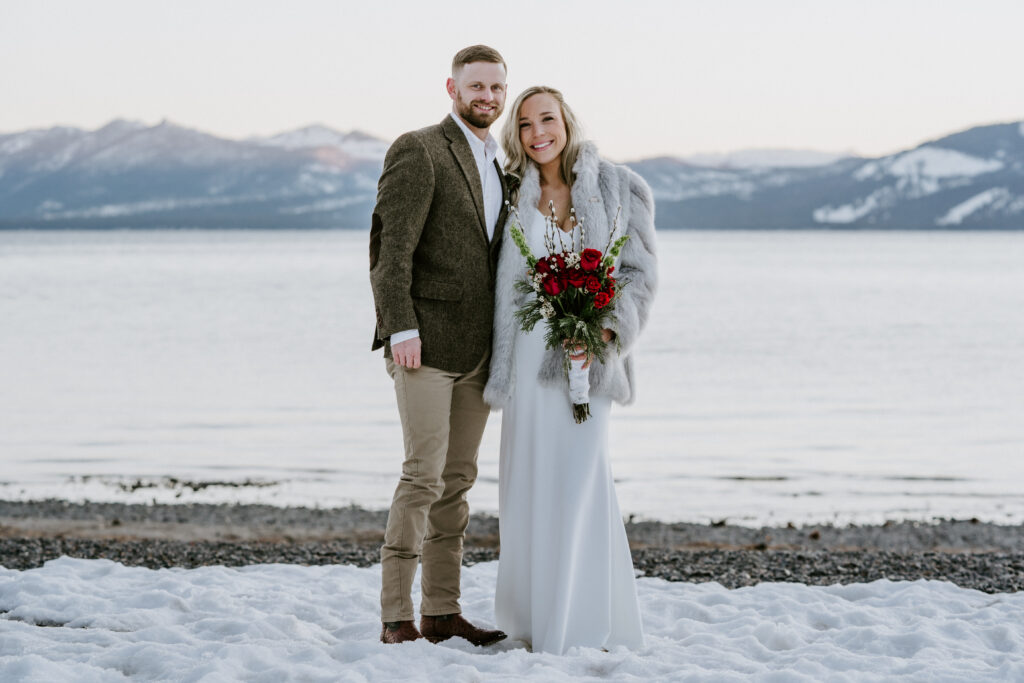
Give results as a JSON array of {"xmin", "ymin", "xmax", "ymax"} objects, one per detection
[{"xmin": 1, "ymin": 229, "xmax": 1022, "ymax": 526}]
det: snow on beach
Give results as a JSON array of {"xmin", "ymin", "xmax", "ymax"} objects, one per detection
[{"xmin": 2, "ymin": 558, "xmax": 1023, "ymax": 682}]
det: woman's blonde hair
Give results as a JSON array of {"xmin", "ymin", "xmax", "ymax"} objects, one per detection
[{"xmin": 501, "ymin": 86, "xmax": 585, "ymax": 201}]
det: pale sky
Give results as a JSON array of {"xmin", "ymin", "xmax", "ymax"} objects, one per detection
[{"xmin": 3, "ymin": 0, "xmax": 1023, "ymax": 161}]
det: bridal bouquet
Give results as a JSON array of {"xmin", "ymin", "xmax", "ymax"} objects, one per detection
[{"xmin": 506, "ymin": 201, "xmax": 629, "ymax": 423}]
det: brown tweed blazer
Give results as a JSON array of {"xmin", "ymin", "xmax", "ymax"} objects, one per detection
[{"xmin": 369, "ymin": 115, "xmax": 508, "ymax": 373}]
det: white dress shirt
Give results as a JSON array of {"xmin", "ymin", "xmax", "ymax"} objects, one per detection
[
  {"xmin": 448, "ymin": 111, "xmax": 503, "ymax": 241},
  {"xmin": 391, "ymin": 113, "xmax": 504, "ymax": 346}
]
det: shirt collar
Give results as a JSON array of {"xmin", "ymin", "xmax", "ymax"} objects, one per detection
[{"xmin": 449, "ymin": 111, "xmax": 498, "ymax": 162}]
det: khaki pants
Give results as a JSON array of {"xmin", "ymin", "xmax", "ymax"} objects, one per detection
[{"xmin": 380, "ymin": 353, "xmax": 490, "ymax": 622}]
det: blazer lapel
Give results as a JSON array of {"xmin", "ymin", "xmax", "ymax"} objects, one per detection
[
  {"xmin": 490, "ymin": 159, "xmax": 508, "ymax": 261},
  {"xmin": 442, "ymin": 116, "xmax": 488, "ymax": 242}
]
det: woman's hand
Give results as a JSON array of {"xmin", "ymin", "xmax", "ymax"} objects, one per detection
[
  {"xmin": 565, "ymin": 341, "xmax": 588, "ymax": 362},
  {"xmin": 565, "ymin": 328, "xmax": 614, "ymax": 369}
]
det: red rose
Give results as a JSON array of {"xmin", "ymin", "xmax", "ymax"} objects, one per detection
[
  {"xmin": 543, "ymin": 276, "xmax": 563, "ymax": 296},
  {"xmin": 535, "ymin": 258, "xmax": 551, "ymax": 275},
  {"xmin": 607, "ymin": 266, "xmax": 615, "ymax": 275},
  {"xmin": 552, "ymin": 254, "xmax": 566, "ymax": 271},
  {"xmin": 580, "ymin": 248, "xmax": 602, "ymax": 272},
  {"xmin": 567, "ymin": 268, "xmax": 587, "ymax": 288},
  {"xmin": 594, "ymin": 291, "xmax": 611, "ymax": 309},
  {"xmin": 585, "ymin": 275, "xmax": 602, "ymax": 292}
]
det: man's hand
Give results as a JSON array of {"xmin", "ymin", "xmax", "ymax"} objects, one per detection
[{"xmin": 392, "ymin": 337, "xmax": 422, "ymax": 369}]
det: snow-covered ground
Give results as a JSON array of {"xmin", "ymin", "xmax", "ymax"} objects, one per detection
[{"xmin": 2, "ymin": 558, "xmax": 1022, "ymax": 682}]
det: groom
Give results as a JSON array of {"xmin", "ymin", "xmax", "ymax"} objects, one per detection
[{"xmin": 369, "ymin": 45, "xmax": 509, "ymax": 646}]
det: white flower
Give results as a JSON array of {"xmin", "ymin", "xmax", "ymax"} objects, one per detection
[
  {"xmin": 565, "ymin": 252, "xmax": 581, "ymax": 268},
  {"xmin": 541, "ymin": 301, "xmax": 556, "ymax": 319},
  {"xmin": 531, "ymin": 272, "xmax": 544, "ymax": 292}
]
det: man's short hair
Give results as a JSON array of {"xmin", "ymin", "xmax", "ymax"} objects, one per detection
[{"xmin": 452, "ymin": 45, "xmax": 506, "ymax": 77}]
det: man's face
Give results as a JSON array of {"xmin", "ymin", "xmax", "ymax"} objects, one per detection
[{"xmin": 447, "ymin": 61, "xmax": 507, "ymax": 131}]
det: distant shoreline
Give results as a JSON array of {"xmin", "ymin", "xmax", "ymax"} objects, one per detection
[
  {"xmin": 5, "ymin": 499, "xmax": 1024, "ymax": 551},
  {"xmin": 3, "ymin": 224, "xmax": 1024, "ymax": 232},
  {"xmin": 3, "ymin": 500, "xmax": 1023, "ymax": 593}
]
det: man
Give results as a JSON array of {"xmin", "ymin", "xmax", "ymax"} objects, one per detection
[{"xmin": 369, "ymin": 45, "xmax": 509, "ymax": 646}]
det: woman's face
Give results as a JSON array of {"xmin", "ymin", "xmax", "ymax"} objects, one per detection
[{"xmin": 518, "ymin": 93, "xmax": 567, "ymax": 168}]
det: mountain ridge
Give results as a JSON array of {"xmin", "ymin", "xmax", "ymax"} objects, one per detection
[{"xmin": 2, "ymin": 119, "xmax": 1022, "ymax": 229}]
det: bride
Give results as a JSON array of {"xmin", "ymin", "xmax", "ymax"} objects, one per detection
[{"xmin": 483, "ymin": 86, "xmax": 658, "ymax": 654}]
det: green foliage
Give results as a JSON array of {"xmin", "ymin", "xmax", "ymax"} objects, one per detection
[
  {"xmin": 513, "ymin": 279, "xmax": 543, "ymax": 332},
  {"xmin": 602, "ymin": 234, "xmax": 630, "ymax": 269},
  {"xmin": 508, "ymin": 222, "xmax": 537, "ymax": 269}
]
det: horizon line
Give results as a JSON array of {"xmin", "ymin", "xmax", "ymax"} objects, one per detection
[{"xmin": 3, "ymin": 115, "xmax": 1024, "ymax": 164}]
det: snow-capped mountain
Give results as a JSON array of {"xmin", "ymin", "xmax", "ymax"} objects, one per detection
[
  {"xmin": 251, "ymin": 125, "xmax": 390, "ymax": 161},
  {"xmin": 0, "ymin": 120, "xmax": 384, "ymax": 228},
  {"xmin": 632, "ymin": 121, "xmax": 1024, "ymax": 229},
  {"xmin": 1, "ymin": 119, "xmax": 1022, "ymax": 229},
  {"xmin": 680, "ymin": 148, "xmax": 853, "ymax": 169},
  {"xmin": 812, "ymin": 125, "xmax": 1024, "ymax": 227}
]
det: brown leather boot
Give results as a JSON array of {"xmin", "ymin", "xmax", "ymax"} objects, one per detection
[
  {"xmin": 420, "ymin": 614, "xmax": 507, "ymax": 646},
  {"xmin": 380, "ymin": 620, "xmax": 422, "ymax": 644}
]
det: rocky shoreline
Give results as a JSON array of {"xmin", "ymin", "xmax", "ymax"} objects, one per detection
[{"xmin": 2, "ymin": 500, "xmax": 1023, "ymax": 594}]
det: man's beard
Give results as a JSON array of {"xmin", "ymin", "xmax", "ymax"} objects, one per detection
[{"xmin": 455, "ymin": 96, "xmax": 501, "ymax": 129}]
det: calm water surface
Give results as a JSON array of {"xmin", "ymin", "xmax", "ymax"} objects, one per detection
[{"xmin": 1, "ymin": 229, "xmax": 1022, "ymax": 525}]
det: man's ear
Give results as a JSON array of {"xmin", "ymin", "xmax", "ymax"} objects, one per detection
[{"xmin": 446, "ymin": 77, "xmax": 456, "ymax": 101}]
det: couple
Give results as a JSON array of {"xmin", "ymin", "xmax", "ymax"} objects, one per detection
[{"xmin": 368, "ymin": 45, "xmax": 657, "ymax": 655}]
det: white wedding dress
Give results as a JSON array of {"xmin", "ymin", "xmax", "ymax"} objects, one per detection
[{"xmin": 494, "ymin": 207, "xmax": 644, "ymax": 654}]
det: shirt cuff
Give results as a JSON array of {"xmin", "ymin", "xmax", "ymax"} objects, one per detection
[{"xmin": 390, "ymin": 329, "xmax": 420, "ymax": 345}]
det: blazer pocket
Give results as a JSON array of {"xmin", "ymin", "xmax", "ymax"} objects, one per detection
[{"xmin": 411, "ymin": 278, "xmax": 463, "ymax": 301}]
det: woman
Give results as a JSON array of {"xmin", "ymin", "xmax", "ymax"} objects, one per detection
[{"xmin": 483, "ymin": 86, "xmax": 658, "ymax": 654}]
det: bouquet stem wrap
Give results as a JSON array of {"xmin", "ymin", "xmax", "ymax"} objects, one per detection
[{"xmin": 567, "ymin": 356, "xmax": 591, "ymax": 423}]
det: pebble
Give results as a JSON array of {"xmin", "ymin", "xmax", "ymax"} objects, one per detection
[{"xmin": 2, "ymin": 501, "xmax": 1023, "ymax": 594}]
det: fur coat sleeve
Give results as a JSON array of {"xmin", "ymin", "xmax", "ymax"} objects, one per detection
[
  {"xmin": 610, "ymin": 167, "xmax": 658, "ymax": 360},
  {"xmin": 483, "ymin": 142, "xmax": 658, "ymax": 409}
]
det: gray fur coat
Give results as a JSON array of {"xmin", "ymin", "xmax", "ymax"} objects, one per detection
[{"xmin": 483, "ymin": 142, "xmax": 658, "ymax": 409}]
